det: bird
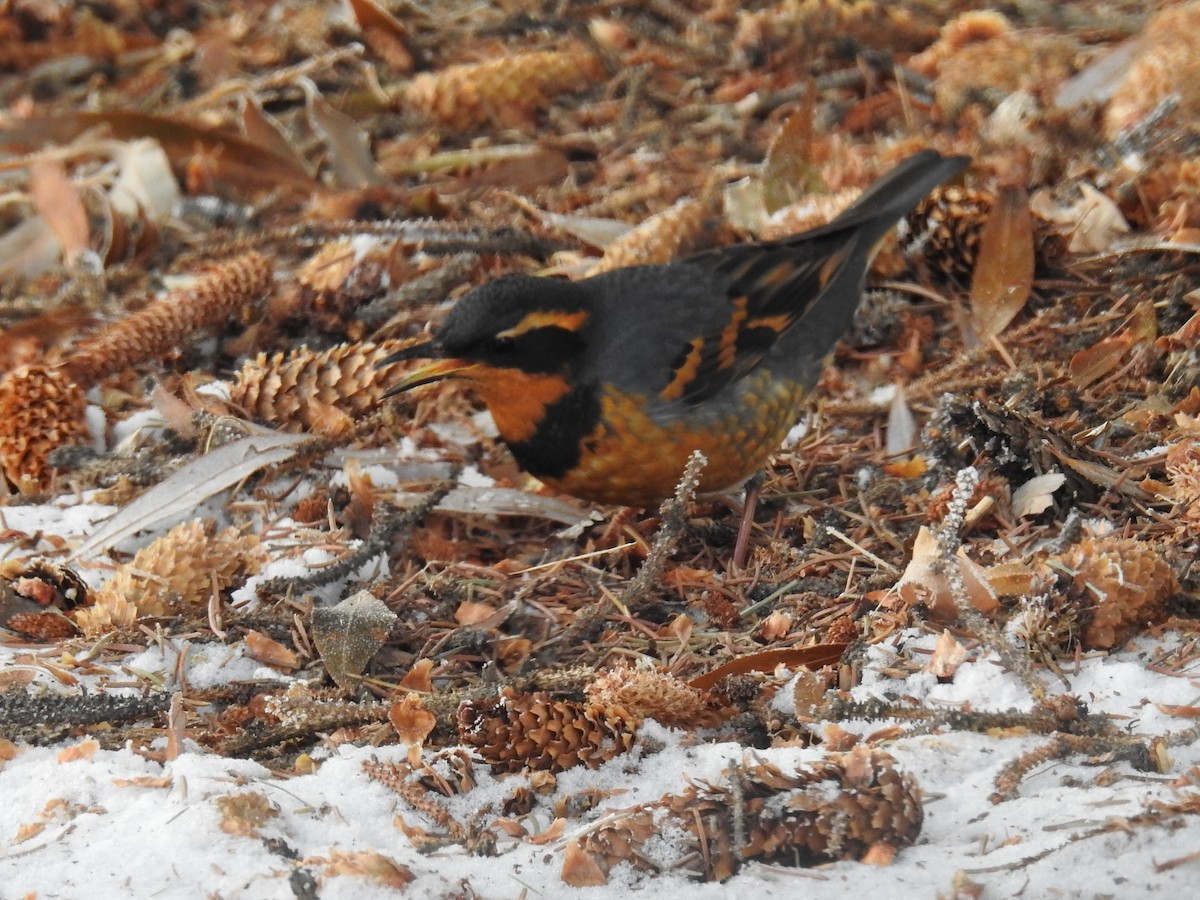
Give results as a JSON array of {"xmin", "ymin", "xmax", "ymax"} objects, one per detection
[{"xmin": 382, "ymin": 149, "xmax": 970, "ymax": 507}]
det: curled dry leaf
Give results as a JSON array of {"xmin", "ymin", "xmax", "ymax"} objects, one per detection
[
  {"xmin": 969, "ymin": 183, "xmax": 1033, "ymax": 340},
  {"xmin": 310, "ymin": 590, "xmax": 398, "ymax": 692},
  {"xmin": 243, "ymin": 630, "xmax": 300, "ymax": 671},
  {"xmin": 56, "ymin": 738, "xmax": 99, "ymax": 763},
  {"xmin": 1068, "ymin": 300, "xmax": 1157, "ymax": 389},
  {"xmin": 894, "ymin": 526, "xmax": 1000, "ymax": 620},
  {"xmin": 927, "ymin": 629, "xmax": 968, "ymax": 680},
  {"xmin": 321, "ymin": 850, "xmax": 415, "ymax": 890},
  {"xmin": 1030, "ymin": 183, "xmax": 1129, "ymax": 254},
  {"xmin": 1010, "ymin": 472, "xmax": 1066, "ymax": 518},
  {"xmin": 389, "ymin": 693, "xmax": 436, "ymax": 765},
  {"xmin": 398, "ymin": 658, "xmax": 434, "ymax": 692},
  {"xmin": 29, "ymin": 156, "xmax": 89, "ymax": 264}
]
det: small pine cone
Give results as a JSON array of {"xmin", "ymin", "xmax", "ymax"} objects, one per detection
[
  {"xmin": 91, "ymin": 519, "xmax": 264, "ymax": 622},
  {"xmin": 0, "ymin": 364, "xmax": 90, "ymax": 493},
  {"xmin": 228, "ymin": 339, "xmax": 416, "ymax": 434},
  {"xmin": 1058, "ymin": 535, "xmax": 1178, "ymax": 650},
  {"xmin": 585, "ymin": 667, "xmax": 731, "ymax": 729},
  {"xmin": 458, "ymin": 688, "xmax": 639, "ymax": 773},
  {"xmin": 585, "ymin": 198, "xmax": 725, "ymax": 276},
  {"xmin": 62, "ymin": 251, "xmax": 273, "ymax": 386},
  {"xmin": 568, "ymin": 748, "xmax": 923, "ymax": 884},
  {"xmin": 901, "ymin": 184, "xmax": 992, "ymax": 281},
  {"xmin": 402, "ymin": 47, "xmax": 604, "ymax": 131}
]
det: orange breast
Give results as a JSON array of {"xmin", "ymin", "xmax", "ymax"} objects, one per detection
[{"xmin": 543, "ymin": 369, "xmax": 807, "ymax": 506}]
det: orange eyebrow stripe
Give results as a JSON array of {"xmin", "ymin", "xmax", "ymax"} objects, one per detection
[{"xmin": 498, "ymin": 309, "xmax": 589, "ymax": 339}]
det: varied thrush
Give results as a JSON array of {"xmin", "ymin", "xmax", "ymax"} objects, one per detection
[{"xmin": 384, "ymin": 150, "xmax": 970, "ymax": 507}]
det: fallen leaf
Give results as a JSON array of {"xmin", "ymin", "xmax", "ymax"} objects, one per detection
[
  {"xmin": 1011, "ymin": 472, "xmax": 1066, "ymax": 517},
  {"xmin": 321, "ymin": 849, "xmax": 414, "ymax": 889},
  {"xmin": 57, "ymin": 738, "xmax": 99, "ymax": 763},
  {"xmin": 970, "ymin": 183, "xmax": 1033, "ymax": 339},
  {"xmin": 311, "ymin": 590, "xmax": 398, "ymax": 692},
  {"xmin": 244, "ymin": 629, "xmax": 300, "ymax": 671},
  {"xmin": 689, "ymin": 643, "xmax": 848, "ymax": 691},
  {"xmin": 216, "ymin": 792, "xmax": 277, "ymax": 837},
  {"xmin": 927, "ymin": 629, "xmax": 968, "ymax": 679}
]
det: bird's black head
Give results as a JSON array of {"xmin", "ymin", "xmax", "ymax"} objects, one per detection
[{"xmin": 436, "ymin": 274, "xmax": 591, "ymax": 374}]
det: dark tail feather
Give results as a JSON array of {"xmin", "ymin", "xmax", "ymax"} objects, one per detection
[{"xmin": 797, "ymin": 149, "xmax": 971, "ymax": 245}]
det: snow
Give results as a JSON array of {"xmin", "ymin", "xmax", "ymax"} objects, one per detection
[{"xmin": 3, "ymin": 627, "xmax": 1198, "ymax": 898}]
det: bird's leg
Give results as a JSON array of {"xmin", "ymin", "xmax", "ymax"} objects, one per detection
[{"xmin": 731, "ymin": 470, "xmax": 766, "ymax": 569}]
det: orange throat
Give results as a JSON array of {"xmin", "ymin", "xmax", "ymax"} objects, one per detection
[{"xmin": 468, "ymin": 368, "xmax": 572, "ymax": 445}]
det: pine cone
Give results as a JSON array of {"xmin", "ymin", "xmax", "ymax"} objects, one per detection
[
  {"xmin": 585, "ymin": 198, "xmax": 725, "ymax": 276},
  {"xmin": 402, "ymin": 47, "xmax": 604, "ymax": 131},
  {"xmin": 0, "ymin": 364, "xmax": 90, "ymax": 493},
  {"xmin": 1059, "ymin": 535, "xmax": 1178, "ymax": 649},
  {"xmin": 228, "ymin": 339, "xmax": 416, "ymax": 435},
  {"xmin": 565, "ymin": 747, "xmax": 922, "ymax": 884},
  {"xmin": 61, "ymin": 251, "xmax": 272, "ymax": 386},
  {"xmin": 902, "ymin": 184, "xmax": 992, "ymax": 281},
  {"xmin": 458, "ymin": 688, "xmax": 639, "ymax": 773}
]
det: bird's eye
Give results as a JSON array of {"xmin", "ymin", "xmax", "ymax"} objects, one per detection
[{"xmin": 489, "ymin": 335, "xmax": 516, "ymax": 354}]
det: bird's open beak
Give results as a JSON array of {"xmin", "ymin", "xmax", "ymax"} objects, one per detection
[{"xmin": 381, "ymin": 340, "xmax": 474, "ymax": 398}]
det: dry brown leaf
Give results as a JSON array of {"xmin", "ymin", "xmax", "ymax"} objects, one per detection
[
  {"xmin": 927, "ymin": 629, "xmax": 968, "ymax": 679},
  {"xmin": 689, "ymin": 643, "xmax": 848, "ymax": 691},
  {"xmin": 243, "ymin": 630, "xmax": 300, "ymax": 671},
  {"xmin": 2, "ymin": 111, "xmax": 317, "ymax": 193},
  {"xmin": 399, "ymin": 658, "xmax": 434, "ymax": 692},
  {"xmin": 1030, "ymin": 183, "xmax": 1129, "ymax": 253},
  {"xmin": 388, "ymin": 693, "xmax": 436, "ymax": 765},
  {"xmin": 347, "ymin": 0, "xmax": 417, "ymax": 72},
  {"xmin": 56, "ymin": 738, "xmax": 99, "ymax": 763},
  {"xmin": 321, "ymin": 849, "xmax": 414, "ymax": 889},
  {"xmin": 762, "ymin": 104, "xmax": 822, "ymax": 214},
  {"xmin": 970, "ymin": 183, "xmax": 1033, "ymax": 340},
  {"xmin": 454, "ymin": 600, "xmax": 497, "ymax": 626},
  {"xmin": 216, "ymin": 792, "xmax": 277, "ymax": 837},
  {"xmin": 562, "ymin": 839, "xmax": 610, "ymax": 887},
  {"xmin": 29, "ymin": 156, "xmax": 89, "ymax": 264},
  {"xmin": 311, "ymin": 590, "xmax": 398, "ymax": 692}
]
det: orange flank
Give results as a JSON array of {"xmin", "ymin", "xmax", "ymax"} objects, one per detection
[{"xmin": 546, "ymin": 368, "xmax": 807, "ymax": 507}]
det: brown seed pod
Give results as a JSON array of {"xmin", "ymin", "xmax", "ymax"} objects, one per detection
[
  {"xmin": 1057, "ymin": 534, "xmax": 1178, "ymax": 650},
  {"xmin": 60, "ymin": 251, "xmax": 273, "ymax": 386},
  {"xmin": 457, "ymin": 688, "xmax": 639, "ymax": 773},
  {"xmin": 564, "ymin": 747, "xmax": 923, "ymax": 884},
  {"xmin": 0, "ymin": 364, "xmax": 90, "ymax": 493},
  {"xmin": 401, "ymin": 46, "xmax": 604, "ymax": 132},
  {"xmin": 585, "ymin": 198, "xmax": 726, "ymax": 276},
  {"xmin": 228, "ymin": 339, "xmax": 417, "ymax": 435}
]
